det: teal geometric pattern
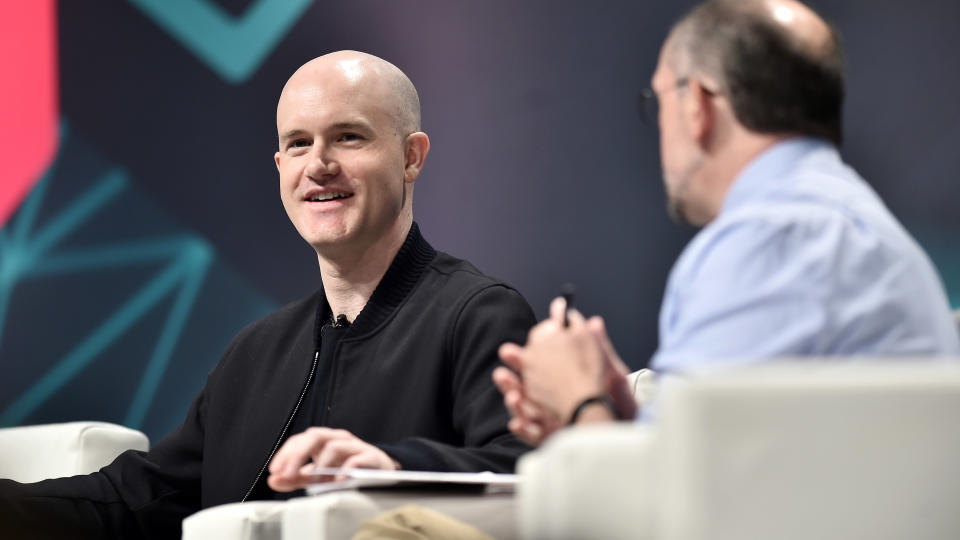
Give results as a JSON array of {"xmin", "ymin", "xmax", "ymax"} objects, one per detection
[
  {"xmin": 128, "ymin": 0, "xmax": 313, "ymax": 83},
  {"xmin": 914, "ymin": 229, "xmax": 960, "ymax": 310},
  {"xmin": 0, "ymin": 122, "xmax": 276, "ymax": 438}
]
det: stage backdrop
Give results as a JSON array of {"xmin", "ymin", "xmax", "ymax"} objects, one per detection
[{"xmin": 2, "ymin": 0, "xmax": 958, "ymax": 441}]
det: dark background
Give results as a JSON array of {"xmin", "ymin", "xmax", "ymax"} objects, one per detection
[{"xmin": 2, "ymin": 0, "xmax": 958, "ymax": 441}]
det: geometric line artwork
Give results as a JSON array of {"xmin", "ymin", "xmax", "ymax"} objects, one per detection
[
  {"xmin": 0, "ymin": 124, "xmax": 211, "ymax": 430},
  {"xmin": 0, "ymin": 121, "xmax": 276, "ymax": 438},
  {"xmin": 127, "ymin": 0, "xmax": 313, "ymax": 83}
]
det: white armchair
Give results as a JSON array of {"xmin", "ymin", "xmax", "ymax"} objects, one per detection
[
  {"xmin": 182, "ymin": 368, "xmax": 658, "ymax": 540},
  {"xmin": 518, "ymin": 360, "xmax": 960, "ymax": 540},
  {"xmin": 0, "ymin": 421, "xmax": 149, "ymax": 483}
]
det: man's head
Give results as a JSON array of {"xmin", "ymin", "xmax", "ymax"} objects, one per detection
[
  {"xmin": 652, "ymin": 0, "xmax": 845, "ymax": 225},
  {"xmin": 275, "ymin": 51, "xmax": 429, "ymax": 258}
]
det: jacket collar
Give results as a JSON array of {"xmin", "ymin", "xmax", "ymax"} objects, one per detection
[{"xmin": 315, "ymin": 222, "xmax": 437, "ymax": 344}]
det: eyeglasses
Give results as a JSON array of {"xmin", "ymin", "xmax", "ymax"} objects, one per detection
[{"xmin": 637, "ymin": 77, "xmax": 689, "ymax": 126}]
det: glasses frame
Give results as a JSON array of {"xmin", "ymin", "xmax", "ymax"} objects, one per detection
[{"xmin": 637, "ymin": 77, "xmax": 690, "ymax": 126}]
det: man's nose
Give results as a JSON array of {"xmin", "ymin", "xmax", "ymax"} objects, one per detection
[{"xmin": 305, "ymin": 147, "xmax": 340, "ymax": 179}]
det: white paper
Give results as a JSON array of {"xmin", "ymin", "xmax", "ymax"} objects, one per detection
[{"xmin": 305, "ymin": 467, "xmax": 518, "ymax": 496}]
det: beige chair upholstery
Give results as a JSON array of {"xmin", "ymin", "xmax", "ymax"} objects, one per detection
[
  {"xmin": 518, "ymin": 361, "xmax": 960, "ymax": 540},
  {"xmin": 182, "ymin": 501, "xmax": 286, "ymax": 540},
  {"xmin": 626, "ymin": 368, "xmax": 657, "ymax": 408},
  {"xmin": 519, "ymin": 424, "xmax": 658, "ymax": 540},
  {"xmin": 0, "ymin": 421, "xmax": 148, "ymax": 483}
]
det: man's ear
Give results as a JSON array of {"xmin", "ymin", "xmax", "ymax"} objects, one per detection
[
  {"xmin": 274, "ymin": 151, "xmax": 281, "ymax": 171},
  {"xmin": 684, "ymin": 79, "xmax": 715, "ymax": 146},
  {"xmin": 403, "ymin": 132, "xmax": 430, "ymax": 183}
]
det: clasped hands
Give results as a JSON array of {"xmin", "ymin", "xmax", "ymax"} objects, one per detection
[{"xmin": 493, "ymin": 297, "xmax": 637, "ymax": 446}]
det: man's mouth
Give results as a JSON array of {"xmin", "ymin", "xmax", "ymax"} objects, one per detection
[{"xmin": 305, "ymin": 192, "xmax": 353, "ymax": 202}]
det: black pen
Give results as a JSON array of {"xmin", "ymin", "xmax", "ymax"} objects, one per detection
[{"xmin": 561, "ymin": 283, "xmax": 575, "ymax": 328}]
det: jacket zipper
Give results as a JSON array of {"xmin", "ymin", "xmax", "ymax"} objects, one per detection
[
  {"xmin": 241, "ymin": 349, "xmax": 319, "ymax": 502},
  {"xmin": 319, "ymin": 343, "xmax": 342, "ymax": 425}
]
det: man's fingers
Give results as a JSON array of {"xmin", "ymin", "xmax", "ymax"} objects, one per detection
[
  {"xmin": 268, "ymin": 463, "xmax": 315, "ymax": 492},
  {"xmin": 584, "ymin": 316, "xmax": 638, "ymax": 419},
  {"xmin": 519, "ymin": 419, "xmax": 544, "ymax": 446},
  {"xmin": 503, "ymin": 385, "xmax": 544, "ymax": 422},
  {"xmin": 267, "ymin": 472, "xmax": 300, "ymax": 492},
  {"xmin": 519, "ymin": 398, "xmax": 545, "ymax": 421},
  {"xmin": 550, "ymin": 296, "xmax": 591, "ymax": 329},
  {"xmin": 498, "ymin": 343, "xmax": 524, "ymax": 371},
  {"xmin": 508, "ymin": 417, "xmax": 541, "ymax": 447},
  {"xmin": 504, "ymin": 388, "xmax": 525, "ymax": 419},
  {"xmin": 269, "ymin": 429, "xmax": 398, "ymax": 489},
  {"xmin": 267, "ymin": 428, "xmax": 357, "ymax": 491},
  {"xmin": 315, "ymin": 438, "xmax": 367, "ymax": 469},
  {"xmin": 494, "ymin": 366, "xmax": 524, "ymax": 420},
  {"xmin": 588, "ymin": 316, "xmax": 629, "ymax": 374},
  {"xmin": 549, "ymin": 296, "xmax": 566, "ymax": 324},
  {"xmin": 269, "ymin": 431, "xmax": 314, "ymax": 476},
  {"xmin": 340, "ymin": 451, "xmax": 388, "ymax": 479},
  {"xmin": 286, "ymin": 428, "xmax": 352, "ymax": 474},
  {"xmin": 492, "ymin": 365, "xmax": 521, "ymax": 394},
  {"xmin": 566, "ymin": 308, "xmax": 587, "ymax": 328}
]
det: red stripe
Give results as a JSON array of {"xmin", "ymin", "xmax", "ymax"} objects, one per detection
[{"xmin": 0, "ymin": 0, "xmax": 59, "ymax": 228}]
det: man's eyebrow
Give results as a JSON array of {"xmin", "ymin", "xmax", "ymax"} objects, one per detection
[
  {"xmin": 329, "ymin": 121, "xmax": 372, "ymax": 132},
  {"xmin": 279, "ymin": 122, "xmax": 372, "ymax": 142},
  {"xmin": 279, "ymin": 129, "xmax": 308, "ymax": 142}
]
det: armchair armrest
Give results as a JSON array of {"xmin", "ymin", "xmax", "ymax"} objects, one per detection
[
  {"xmin": 0, "ymin": 421, "xmax": 148, "ymax": 482},
  {"xmin": 517, "ymin": 423, "xmax": 658, "ymax": 540}
]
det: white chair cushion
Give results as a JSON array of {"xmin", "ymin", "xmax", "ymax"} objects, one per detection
[
  {"xmin": 182, "ymin": 501, "xmax": 287, "ymax": 540},
  {"xmin": 627, "ymin": 368, "xmax": 657, "ymax": 407},
  {"xmin": 518, "ymin": 423, "xmax": 658, "ymax": 540},
  {"xmin": 658, "ymin": 361, "xmax": 960, "ymax": 540},
  {"xmin": 0, "ymin": 421, "xmax": 148, "ymax": 482}
]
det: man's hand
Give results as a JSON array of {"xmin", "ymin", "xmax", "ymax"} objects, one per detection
[
  {"xmin": 494, "ymin": 297, "xmax": 608, "ymax": 443},
  {"xmin": 494, "ymin": 297, "xmax": 640, "ymax": 446},
  {"xmin": 266, "ymin": 427, "xmax": 399, "ymax": 492},
  {"xmin": 588, "ymin": 316, "xmax": 638, "ymax": 421},
  {"xmin": 518, "ymin": 297, "xmax": 608, "ymax": 422},
  {"xmin": 492, "ymin": 358, "xmax": 563, "ymax": 447}
]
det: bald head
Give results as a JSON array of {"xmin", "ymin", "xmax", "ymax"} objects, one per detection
[
  {"xmin": 763, "ymin": 0, "xmax": 833, "ymax": 55},
  {"xmin": 665, "ymin": 0, "xmax": 845, "ymax": 145},
  {"xmin": 278, "ymin": 51, "xmax": 421, "ymax": 136}
]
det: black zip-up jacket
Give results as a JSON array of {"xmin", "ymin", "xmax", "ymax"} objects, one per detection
[{"xmin": 0, "ymin": 223, "xmax": 536, "ymax": 539}]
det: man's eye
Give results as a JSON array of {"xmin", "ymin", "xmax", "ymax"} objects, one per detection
[
  {"xmin": 291, "ymin": 140, "xmax": 310, "ymax": 148},
  {"xmin": 339, "ymin": 133, "xmax": 362, "ymax": 142}
]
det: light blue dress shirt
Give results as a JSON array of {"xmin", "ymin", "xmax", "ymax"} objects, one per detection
[{"xmin": 651, "ymin": 137, "xmax": 960, "ymax": 373}]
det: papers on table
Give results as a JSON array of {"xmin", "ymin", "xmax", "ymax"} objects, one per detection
[{"xmin": 305, "ymin": 467, "xmax": 519, "ymax": 496}]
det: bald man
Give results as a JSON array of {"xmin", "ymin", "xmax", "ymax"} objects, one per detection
[
  {"xmin": 495, "ymin": 0, "xmax": 960, "ymax": 444},
  {"xmin": 0, "ymin": 51, "xmax": 535, "ymax": 538}
]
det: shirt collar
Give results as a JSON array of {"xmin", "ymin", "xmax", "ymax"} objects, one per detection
[
  {"xmin": 720, "ymin": 137, "xmax": 834, "ymax": 216},
  {"xmin": 314, "ymin": 221, "xmax": 437, "ymax": 344}
]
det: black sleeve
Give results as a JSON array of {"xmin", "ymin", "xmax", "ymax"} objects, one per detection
[
  {"xmin": 0, "ymin": 372, "xmax": 212, "ymax": 540},
  {"xmin": 379, "ymin": 285, "xmax": 536, "ymax": 472}
]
